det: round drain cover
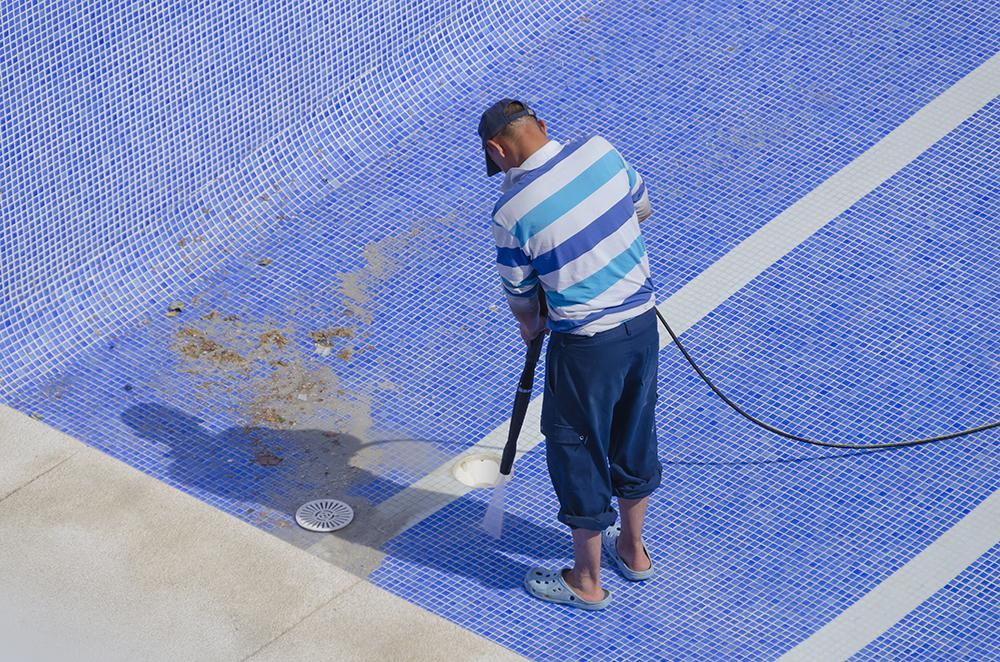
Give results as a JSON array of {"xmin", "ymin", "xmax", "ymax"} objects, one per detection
[
  {"xmin": 452, "ymin": 453, "xmax": 502, "ymax": 488},
  {"xmin": 295, "ymin": 499, "xmax": 354, "ymax": 532}
]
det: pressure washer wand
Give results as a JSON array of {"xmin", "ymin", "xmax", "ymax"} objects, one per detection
[
  {"xmin": 499, "ymin": 330, "xmax": 545, "ymax": 476},
  {"xmin": 500, "ymin": 290, "xmax": 548, "ymax": 474},
  {"xmin": 483, "ymin": 291, "xmax": 547, "ymax": 538}
]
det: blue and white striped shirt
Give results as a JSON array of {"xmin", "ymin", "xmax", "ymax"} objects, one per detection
[{"xmin": 492, "ymin": 135, "xmax": 655, "ymax": 335}]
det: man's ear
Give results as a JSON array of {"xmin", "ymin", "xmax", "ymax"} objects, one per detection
[
  {"xmin": 486, "ymin": 139, "xmax": 505, "ymax": 169},
  {"xmin": 537, "ymin": 118, "xmax": 548, "ymax": 136}
]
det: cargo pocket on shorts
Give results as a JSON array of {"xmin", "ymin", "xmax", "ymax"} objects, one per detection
[{"xmin": 544, "ymin": 422, "xmax": 588, "ymax": 447}]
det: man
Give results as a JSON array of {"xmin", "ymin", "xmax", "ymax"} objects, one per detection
[{"xmin": 478, "ymin": 98, "xmax": 662, "ymax": 610}]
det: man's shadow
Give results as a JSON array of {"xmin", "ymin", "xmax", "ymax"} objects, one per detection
[{"xmin": 120, "ymin": 402, "xmax": 568, "ymax": 586}]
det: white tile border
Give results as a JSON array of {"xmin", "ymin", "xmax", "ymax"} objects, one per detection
[{"xmin": 778, "ymin": 488, "xmax": 1000, "ymax": 661}]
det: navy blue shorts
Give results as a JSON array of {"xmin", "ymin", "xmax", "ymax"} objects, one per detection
[{"xmin": 539, "ymin": 307, "xmax": 663, "ymax": 531}]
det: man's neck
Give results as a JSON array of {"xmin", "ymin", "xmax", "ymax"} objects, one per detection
[{"xmin": 513, "ymin": 138, "xmax": 552, "ymax": 168}]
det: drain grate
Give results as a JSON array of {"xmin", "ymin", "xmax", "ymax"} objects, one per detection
[{"xmin": 295, "ymin": 499, "xmax": 354, "ymax": 532}]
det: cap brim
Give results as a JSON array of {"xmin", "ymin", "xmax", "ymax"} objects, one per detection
[{"xmin": 485, "ymin": 149, "xmax": 501, "ymax": 177}]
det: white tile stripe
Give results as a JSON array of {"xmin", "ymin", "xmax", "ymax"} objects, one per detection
[
  {"xmin": 655, "ymin": 50, "xmax": 1000, "ymax": 354},
  {"xmin": 311, "ymin": 53, "xmax": 1000, "ymax": 649},
  {"xmin": 778, "ymin": 489, "xmax": 1000, "ymax": 661}
]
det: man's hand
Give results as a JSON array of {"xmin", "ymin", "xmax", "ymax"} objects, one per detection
[
  {"xmin": 506, "ymin": 287, "xmax": 548, "ymax": 345},
  {"xmin": 518, "ymin": 312, "xmax": 549, "ymax": 345}
]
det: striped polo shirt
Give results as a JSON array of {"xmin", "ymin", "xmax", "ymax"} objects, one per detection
[{"xmin": 491, "ymin": 134, "xmax": 655, "ymax": 335}]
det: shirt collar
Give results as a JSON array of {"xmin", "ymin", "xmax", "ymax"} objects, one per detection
[{"xmin": 499, "ymin": 139, "xmax": 563, "ymax": 192}]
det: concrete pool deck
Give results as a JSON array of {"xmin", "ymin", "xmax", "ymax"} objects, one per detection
[{"xmin": 0, "ymin": 404, "xmax": 523, "ymax": 661}]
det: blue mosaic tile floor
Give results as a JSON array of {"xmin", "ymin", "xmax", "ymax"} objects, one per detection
[
  {"xmin": 3, "ymin": 0, "xmax": 998, "ymax": 659},
  {"xmin": 369, "ymin": 98, "xmax": 1000, "ymax": 659}
]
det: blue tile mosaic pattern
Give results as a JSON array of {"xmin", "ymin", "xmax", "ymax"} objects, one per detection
[
  {"xmin": 2, "ymin": 0, "xmax": 998, "ymax": 658},
  {"xmin": 369, "ymin": 98, "xmax": 1000, "ymax": 659}
]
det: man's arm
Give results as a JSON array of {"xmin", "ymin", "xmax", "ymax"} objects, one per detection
[
  {"xmin": 508, "ymin": 292, "xmax": 546, "ymax": 344},
  {"xmin": 493, "ymin": 222, "xmax": 548, "ymax": 344},
  {"xmin": 623, "ymin": 156, "xmax": 652, "ymax": 222}
]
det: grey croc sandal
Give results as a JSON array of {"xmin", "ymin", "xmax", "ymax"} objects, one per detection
[
  {"xmin": 523, "ymin": 567, "xmax": 612, "ymax": 610},
  {"xmin": 602, "ymin": 522, "xmax": 655, "ymax": 581}
]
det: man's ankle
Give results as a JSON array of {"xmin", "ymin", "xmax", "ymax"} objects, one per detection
[
  {"xmin": 617, "ymin": 535, "xmax": 644, "ymax": 553},
  {"xmin": 616, "ymin": 537, "xmax": 651, "ymax": 569},
  {"xmin": 567, "ymin": 567, "xmax": 600, "ymax": 589}
]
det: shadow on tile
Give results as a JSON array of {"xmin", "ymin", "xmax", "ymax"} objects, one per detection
[{"xmin": 120, "ymin": 402, "xmax": 568, "ymax": 588}]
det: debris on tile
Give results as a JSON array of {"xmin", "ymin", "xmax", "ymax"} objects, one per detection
[
  {"xmin": 259, "ymin": 329, "xmax": 290, "ymax": 349},
  {"xmin": 165, "ymin": 221, "xmax": 462, "ymax": 446},
  {"xmin": 309, "ymin": 327, "xmax": 354, "ymax": 343},
  {"xmin": 177, "ymin": 235, "xmax": 207, "ymax": 248},
  {"xmin": 175, "ymin": 326, "xmax": 248, "ymax": 368},
  {"xmin": 253, "ymin": 407, "xmax": 288, "ymax": 425},
  {"xmin": 309, "ymin": 327, "xmax": 353, "ymax": 356},
  {"xmin": 41, "ymin": 374, "xmax": 73, "ymax": 400},
  {"xmin": 254, "ymin": 449, "xmax": 283, "ymax": 466}
]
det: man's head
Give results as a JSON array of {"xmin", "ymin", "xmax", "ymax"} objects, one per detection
[{"xmin": 478, "ymin": 99, "xmax": 550, "ymax": 177}]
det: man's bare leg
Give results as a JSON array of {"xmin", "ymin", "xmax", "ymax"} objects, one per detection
[
  {"xmin": 563, "ymin": 528, "xmax": 605, "ymax": 601},
  {"xmin": 617, "ymin": 496, "xmax": 652, "ymax": 571}
]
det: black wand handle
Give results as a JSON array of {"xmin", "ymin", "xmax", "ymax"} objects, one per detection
[{"xmin": 499, "ymin": 291, "xmax": 548, "ymax": 476}]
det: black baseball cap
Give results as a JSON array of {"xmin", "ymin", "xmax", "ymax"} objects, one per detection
[{"xmin": 478, "ymin": 99, "xmax": 538, "ymax": 176}]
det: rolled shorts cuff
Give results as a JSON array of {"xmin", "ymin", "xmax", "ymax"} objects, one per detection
[
  {"xmin": 612, "ymin": 465, "xmax": 663, "ymax": 501},
  {"xmin": 558, "ymin": 509, "xmax": 618, "ymax": 532}
]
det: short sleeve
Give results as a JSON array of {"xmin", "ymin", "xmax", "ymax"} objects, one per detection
[{"xmin": 622, "ymin": 156, "xmax": 651, "ymax": 222}]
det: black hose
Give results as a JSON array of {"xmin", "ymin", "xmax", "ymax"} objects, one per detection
[{"xmin": 653, "ymin": 306, "xmax": 999, "ymax": 449}]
